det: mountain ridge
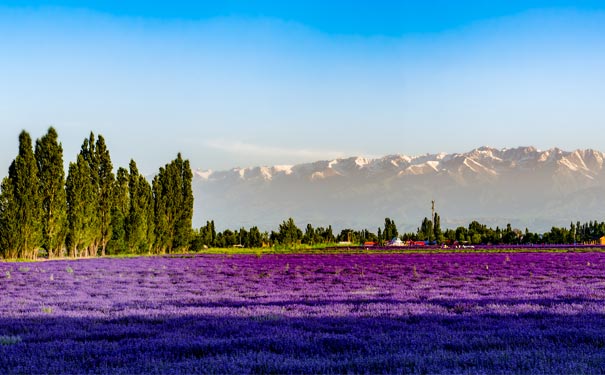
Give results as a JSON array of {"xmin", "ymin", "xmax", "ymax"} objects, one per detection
[
  {"xmin": 195, "ymin": 146, "xmax": 605, "ymax": 182},
  {"xmin": 192, "ymin": 146, "xmax": 605, "ymax": 232}
]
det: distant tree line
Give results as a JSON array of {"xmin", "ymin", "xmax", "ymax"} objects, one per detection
[
  {"xmin": 190, "ymin": 215, "xmax": 605, "ymax": 249},
  {"xmin": 0, "ymin": 128, "xmax": 193, "ymax": 259},
  {"xmin": 434, "ymin": 220, "xmax": 605, "ymax": 246},
  {"xmin": 189, "ymin": 218, "xmax": 337, "ymax": 249}
]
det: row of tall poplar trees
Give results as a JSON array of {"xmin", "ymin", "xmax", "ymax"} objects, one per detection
[{"xmin": 0, "ymin": 128, "xmax": 193, "ymax": 259}]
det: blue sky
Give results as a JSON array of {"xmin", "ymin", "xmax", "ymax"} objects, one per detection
[{"xmin": 1, "ymin": 1, "xmax": 605, "ymax": 174}]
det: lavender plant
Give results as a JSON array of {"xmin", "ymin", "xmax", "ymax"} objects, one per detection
[{"xmin": 1, "ymin": 252, "xmax": 605, "ymax": 373}]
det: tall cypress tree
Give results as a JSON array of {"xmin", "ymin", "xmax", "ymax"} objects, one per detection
[
  {"xmin": 79, "ymin": 133, "xmax": 100, "ymax": 256},
  {"xmin": 433, "ymin": 213, "xmax": 442, "ymax": 244},
  {"xmin": 1, "ymin": 130, "xmax": 52, "ymax": 259},
  {"xmin": 107, "ymin": 167, "xmax": 129, "ymax": 255},
  {"xmin": 35, "ymin": 127, "xmax": 67, "ymax": 258},
  {"xmin": 66, "ymin": 154, "xmax": 96, "ymax": 257},
  {"xmin": 95, "ymin": 135, "xmax": 115, "ymax": 256},
  {"xmin": 15, "ymin": 131, "xmax": 42, "ymax": 258},
  {"xmin": 0, "ymin": 177, "xmax": 19, "ymax": 259},
  {"xmin": 152, "ymin": 153, "xmax": 193, "ymax": 253},
  {"xmin": 152, "ymin": 168, "xmax": 170, "ymax": 253},
  {"xmin": 174, "ymin": 154, "xmax": 193, "ymax": 250},
  {"xmin": 383, "ymin": 218, "xmax": 398, "ymax": 241},
  {"xmin": 144, "ymin": 179, "xmax": 156, "ymax": 254},
  {"xmin": 126, "ymin": 160, "xmax": 153, "ymax": 253}
]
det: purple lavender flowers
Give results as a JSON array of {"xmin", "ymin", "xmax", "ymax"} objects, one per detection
[{"xmin": 1, "ymin": 252, "xmax": 605, "ymax": 373}]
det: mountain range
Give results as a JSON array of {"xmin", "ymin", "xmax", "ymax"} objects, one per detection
[{"xmin": 192, "ymin": 146, "xmax": 605, "ymax": 232}]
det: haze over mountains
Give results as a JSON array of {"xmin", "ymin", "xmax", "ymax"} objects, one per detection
[{"xmin": 192, "ymin": 147, "xmax": 605, "ymax": 232}]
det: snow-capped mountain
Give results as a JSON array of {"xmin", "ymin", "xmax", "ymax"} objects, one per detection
[{"xmin": 192, "ymin": 147, "xmax": 605, "ymax": 232}]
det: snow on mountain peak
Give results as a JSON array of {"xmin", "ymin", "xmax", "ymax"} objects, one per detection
[
  {"xmin": 194, "ymin": 146, "xmax": 605, "ymax": 183},
  {"xmin": 355, "ymin": 157, "xmax": 369, "ymax": 168},
  {"xmin": 274, "ymin": 165, "xmax": 293, "ymax": 175},
  {"xmin": 194, "ymin": 169, "xmax": 213, "ymax": 180}
]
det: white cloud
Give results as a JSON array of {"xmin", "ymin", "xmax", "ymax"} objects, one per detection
[{"xmin": 204, "ymin": 138, "xmax": 347, "ymax": 161}]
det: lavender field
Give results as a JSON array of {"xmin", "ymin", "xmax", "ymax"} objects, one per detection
[{"xmin": 2, "ymin": 252, "xmax": 605, "ymax": 374}]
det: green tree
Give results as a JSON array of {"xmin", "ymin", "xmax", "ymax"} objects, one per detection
[
  {"xmin": 107, "ymin": 167, "xmax": 129, "ymax": 254},
  {"xmin": 455, "ymin": 226, "xmax": 467, "ymax": 242},
  {"xmin": 444, "ymin": 228, "xmax": 456, "ymax": 243},
  {"xmin": 0, "ymin": 177, "xmax": 19, "ymax": 259},
  {"xmin": 171, "ymin": 154, "xmax": 193, "ymax": 251},
  {"xmin": 95, "ymin": 135, "xmax": 115, "ymax": 256},
  {"xmin": 247, "ymin": 226, "xmax": 263, "ymax": 247},
  {"xmin": 66, "ymin": 154, "xmax": 96, "ymax": 257},
  {"xmin": 126, "ymin": 160, "xmax": 154, "ymax": 253},
  {"xmin": 418, "ymin": 217, "xmax": 433, "ymax": 241},
  {"xmin": 192, "ymin": 220, "xmax": 218, "ymax": 250},
  {"xmin": 201, "ymin": 220, "xmax": 216, "ymax": 247},
  {"xmin": 79, "ymin": 133, "xmax": 100, "ymax": 255},
  {"xmin": 302, "ymin": 223, "xmax": 316, "ymax": 245},
  {"xmin": 383, "ymin": 218, "xmax": 398, "ymax": 241},
  {"xmin": 151, "ymin": 163, "xmax": 170, "ymax": 253},
  {"xmin": 35, "ymin": 127, "xmax": 67, "ymax": 258},
  {"xmin": 322, "ymin": 225, "xmax": 335, "ymax": 243},
  {"xmin": 277, "ymin": 218, "xmax": 302, "ymax": 245},
  {"xmin": 433, "ymin": 213, "xmax": 443, "ymax": 244},
  {"xmin": 219, "ymin": 229, "xmax": 237, "ymax": 247},
  {"xmin": 144, "ymin": 182, "xmax": 156, "ymax": 253},
  {"xmin": 152, "ymin": 153, "xmax": 193, "ymax": 253},
  {"xmin": 0, "ymin": 131, "xmax": 43, "ymax": 259},
  {"xmin": 337, "ymin": 229, "xmax": 357, "ymax": 243}
]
